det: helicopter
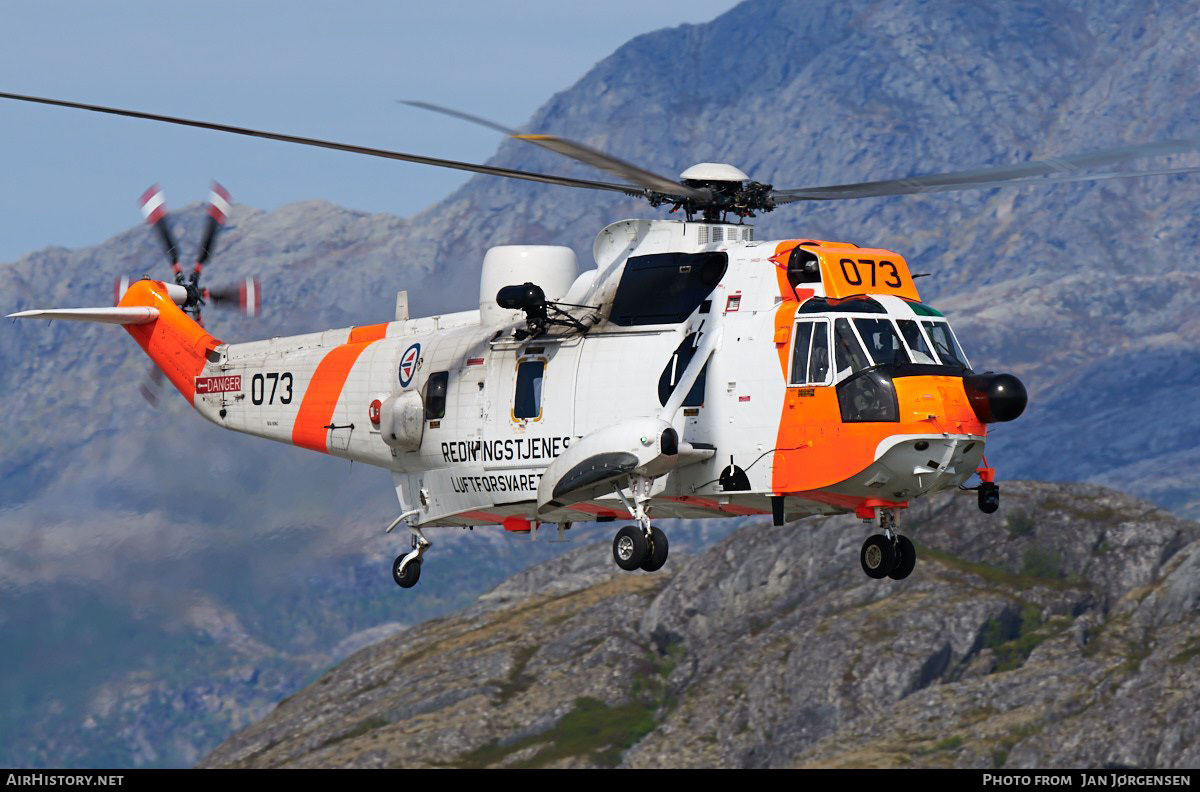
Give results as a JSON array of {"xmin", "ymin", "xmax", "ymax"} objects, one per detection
[{"xmin": 5, "ymin": 90, "xmax": 1200, "ymax": 589}]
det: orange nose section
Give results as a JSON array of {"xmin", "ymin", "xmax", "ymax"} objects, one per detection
[
  {"xmin": 118, "ymin": 279, "xmax": 220, "ymax": 404},
  {"xmin": 772, "ymin": 374, "xmax": 987, "ymax": 494},
  {"xmin": 894, "ymin": 375, "xmax": 986, "ymax": 435}
]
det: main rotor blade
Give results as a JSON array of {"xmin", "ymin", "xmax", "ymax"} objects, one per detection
[
  {"xmin": 774, "ymin": 137, "xmax": 1200, "ymax": 202},
  {"xmin": 401, "ymin": 99, "xmax": 708, "ymax": 200},
  {"xmin": 0, "ymin": 91, "xmax": 643, "ymax": 197}
]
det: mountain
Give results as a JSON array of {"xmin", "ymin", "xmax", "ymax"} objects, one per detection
[
  {"xmin": 201, "ymin": 481, "xmax": 1200, "ymax": 769},
  {"xmin": 3, "ymin": 0, "xmax": 1200, "ymax": 768}
]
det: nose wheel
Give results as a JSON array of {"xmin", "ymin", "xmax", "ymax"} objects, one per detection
[{"xmin": 859, "ymin": 509, "xmax": 917, "ymax": 580}]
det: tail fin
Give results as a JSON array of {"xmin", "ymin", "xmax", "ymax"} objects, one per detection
[{"xmin": 9, "ymin": 279, "xmax": 221, "ymax": 404}]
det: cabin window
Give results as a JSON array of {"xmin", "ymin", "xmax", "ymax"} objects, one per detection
[
  {"xmin": 608, "ymin": 252, "xmax": 728, "ymax": 326},
  {"xmin": 513, "ymin": 359, "xmax": 545, "ymax": 420},
  {"xmin": 424, "ymin": 371, "xmax": 449, "ymax": 420},
  {"xmin": 833, "ymin": 319, "xmax": 870, "ymax": 381},
  {"xmin": 897, "ymin": 319, "xmax": 937, "ymax": 364},
  {"xmin": 853, "ymin": 318, "xmax": 910, "ymax": 366},
  {"xmin": 922, "ymin": 320, "xmax": 970, "ymax": 369},
  {"xmin": 658, "ymin": 333, "xmax": 708, "ymax": 407}
]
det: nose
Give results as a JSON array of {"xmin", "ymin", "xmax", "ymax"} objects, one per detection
[{"xmin": 963, "ymin": 372, "xmax": 1027, "ymax": 423}]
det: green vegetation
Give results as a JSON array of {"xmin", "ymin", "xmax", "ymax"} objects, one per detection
[
  {"xmin": 918, "ymin": 545, "xmax": 1078, "ymax": 591},
  {"xmin": 451, "ymin": 640, "xmax": 684, "ymax": 768},
  {"xmin": 454, "ymin": 696, "xmax": 658, "ymax": 768},
  {"xmin": 1020, "ymin": 546, "xmax": 1063, "ymax": 581},
  {"xmin": 1004, "ymin": 511, "xmax": 1037, "ymax": 539},
  {"xmin": 981, "ymin": 605, "xmax": 1063, "ymax": 672},
  {"xmin": 934, "ymin": 736, "xmax": 964, "ymax": 751},
  {"xmin": 319, "ymin": 716, "xmax": 389, "ymax": 749},
  {"xmin": 1171, "ymin": 639, "xmax": 1200, "ymax": 666},
  {"xmin": 494, "ymin": 644, "xmax": 539, "ymax": 706},
  {"xmin": 992, "ymin": 748, "xmax": 1009, "ymax": 768}
]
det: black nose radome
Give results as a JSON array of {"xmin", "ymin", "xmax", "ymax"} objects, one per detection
[{"xmin": 964, "ymin": 373, "xmax": 1027, "ymax": 423}]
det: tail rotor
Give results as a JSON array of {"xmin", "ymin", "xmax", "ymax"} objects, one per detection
[{"xmin": 122, "ymin": 181, "xmax": 263, "ymax": 406}]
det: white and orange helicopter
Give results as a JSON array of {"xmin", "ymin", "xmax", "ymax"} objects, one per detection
[{"xmin": 6, "ymin": 91, "xmax": 1200, "ymax": 589}]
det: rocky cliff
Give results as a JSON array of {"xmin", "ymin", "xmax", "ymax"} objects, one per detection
[{"xmin": 203, "ymin": 482, "xmax": 1200, "ymax": 768}]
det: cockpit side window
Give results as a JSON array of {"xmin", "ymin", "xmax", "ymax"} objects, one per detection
[
  {"xmin": 922, "ymin": 321, "xmax": 970, "ymax": 369},
  {"xmin": 834, "ymin": 318, "xmax": 870, "ymax": 381},
  {"xmin": 789, "ymin": 322, "xmax": 813, "ymax": 385},
  {"xmin": 897, "ymin": 319, "xmax": 937, "ymax": 365},
  {"xmin": 808, "ymin": 321, "xmax": 830, "ymax": 384},
  {"xmin": 853, "ymin": 318, "xmax": 909, "ymax": 366}
]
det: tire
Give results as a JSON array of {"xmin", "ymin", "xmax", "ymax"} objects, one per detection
[
  {"xmin": 640, "ymin": 526, "xmax": 669, "ymax": 572},
  {"xmin": 860, "ymin": 534, "xmax": 896, "ymax": 579},
  {"xmin": 888, "ymin": 535, "xmax": 917, "ymax": 580},
  {"xmin": 613, "ymin": 525, "xmax": 650, "ymax": 571},
  {"xmin": 392, "ymin": 556, "xmax": 422, "ymax": 588}
]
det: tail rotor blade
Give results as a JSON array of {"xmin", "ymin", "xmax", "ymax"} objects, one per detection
[
  {"xmin": 113, "ymin": 275, "xmax": 131, "ymax": 306},
  {"xmin": 139, "ymin": 366, "xmax": 164, "ymax": 408},
  {"xmin": 204, "ymin": 276, "xmax": 261, "ymax": 317},
  {"xmin": 139, "ymin": 185, "xmax": 182, "ymax": 281},
  {"xmin": 192, "ymin": 181, "xmax": 231, "ymax": 285}
]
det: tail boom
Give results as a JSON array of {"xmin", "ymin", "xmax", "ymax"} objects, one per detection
[{"xmin": 117, "ymin": 279, "xmax": 221, "ymax": 404}]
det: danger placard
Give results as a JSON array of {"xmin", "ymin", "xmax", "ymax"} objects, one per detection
[{"xmin": 195, "ymin": 375, "xmax": 242, "ymax": 394}]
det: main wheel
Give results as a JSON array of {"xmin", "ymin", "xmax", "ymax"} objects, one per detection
[
  {"xmin": 392, "ymin": 556, "xmax": 422, "ymax": 588},
  {"xmin": 613, "ymin": 525, "xmax": 650, "ymax": 571},
  {"xmin": 640, "ymin": 526, "xmax": 669, "ymax": 572},
  {"xmin": 860, "ymin": 534, "xmax": 896, "ymax": 579},
  {"xmin": 888, "ymin": 535, "xmax": 917, "ymax": 580}
]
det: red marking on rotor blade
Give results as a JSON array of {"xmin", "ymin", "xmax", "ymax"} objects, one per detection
[
  {"xmin": 139, "ymin": 185, "xmax": 166, "ymax": 224},
  {"xmin": 291, "ymin": 341, "xmax": 376, "ymax": 453},
  {"xmin": 348, "ymin": 323, "xmax": 388, "ymax": 343}
]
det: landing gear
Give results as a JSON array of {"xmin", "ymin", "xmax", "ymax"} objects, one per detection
[
  {"xmin": 610, "ymin": 475, "xmax": 669, "ymax": 573},
  {"xmin": 859, "ymin": 508, "xmax": 917, "ymax": 580},
  {"xmin": 860, "ymin": 534, "xmax": 895, "ymax": 579},
  {"xmin": 889, "ymin": 535, "xmax": 917, "ymax": 580},
  {"xmin": 613, "ymin": 525, "xmax": 650, "ymax": 570},
  {"xmin": 388, "ymin": 517, "xmax": 431, "ymax": 590},
  {"xmin": 641, "ymin": 526, "xmax": 669, "ymax": 572},
  {"xmin": 392, "ymin": 555, "xmax": 422, "ymax": 588}
]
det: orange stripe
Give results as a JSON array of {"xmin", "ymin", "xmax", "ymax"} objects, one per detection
[
  {"xmin": 119, "ymin": 280, "xmax": 219, "ymax": 404},
  {"xmin": 291, "ymin": 342, "xmax": 374, "ymax": 453},
  {"xmin": 348, "ymin": 323, "xmax": 388, "ymax": 343}
]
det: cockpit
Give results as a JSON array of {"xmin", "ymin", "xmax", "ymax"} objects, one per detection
[{"xmin": 789, "ymin": 295, "xmax": 974, "ymax": 423}]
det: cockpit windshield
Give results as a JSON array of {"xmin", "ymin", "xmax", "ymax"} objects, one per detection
[
  {"xmin": 921, "ymin": 320, "xmax": 970, "ymax": 369},
  {"xmin": 853, "ymin": 318, "xmax": 909, "ymax": 366},
  {"xmin": 897, "ymin": 319, "xmax": 937, "ymax": 365},
  {"xmin": 833, "ymin": 318, "xmax": 871, "ymax": 379}
]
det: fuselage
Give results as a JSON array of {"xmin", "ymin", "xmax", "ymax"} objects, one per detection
[{"xmin": 122, "ymin": 218, "xmax": 1007, "ymax": 529}]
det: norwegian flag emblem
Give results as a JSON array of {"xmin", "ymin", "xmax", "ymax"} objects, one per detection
[{"xmin": 398, "ymin": 343, "xmax": 421, "ymax": 387}]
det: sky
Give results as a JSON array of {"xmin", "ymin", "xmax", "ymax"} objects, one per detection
[{"xmin": 0, "ymin": 1, "xmax": 739, "ymax": 263}]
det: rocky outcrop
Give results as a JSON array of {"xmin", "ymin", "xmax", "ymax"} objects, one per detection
[{"xmin": 204, "ymin": 482, "xmax": 1200, "ymax": 768}]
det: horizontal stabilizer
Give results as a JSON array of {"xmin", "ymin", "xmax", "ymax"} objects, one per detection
[{"xmin": 7, "ymin": 307, "xmax": 160, "ymax": 325}]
